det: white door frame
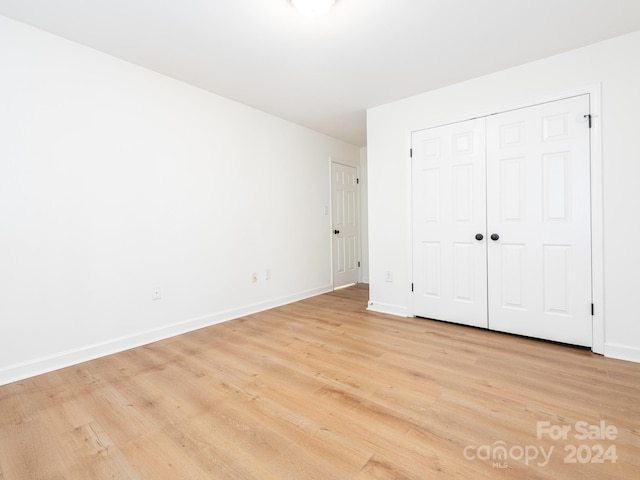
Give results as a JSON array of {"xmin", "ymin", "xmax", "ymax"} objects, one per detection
[
  {"xmin": 407, "ymin": 84, "xmax": 604, "ymax": 354},
  {"xmin": 330, "ymin": 158, "xmax": 361, "ymax": 288}
]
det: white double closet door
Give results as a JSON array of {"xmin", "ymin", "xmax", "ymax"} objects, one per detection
[{"xmin": 412, "ymin": 95, "xmax": 592, "ymax": 346}]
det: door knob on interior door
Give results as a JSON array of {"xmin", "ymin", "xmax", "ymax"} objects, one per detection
[
  {"xmin": 490, "ymin": 233, "xmax": 500, "ymax": 241},
  {"xmin": 334, "ymin": 229, "xmax": 340, "ymax": 235},
  {"xmin": 475, "ymin": 233, "xmax": 484, "ymax": 241}
]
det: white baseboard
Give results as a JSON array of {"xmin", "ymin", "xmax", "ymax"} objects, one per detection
[
  {"xmin": 0, "ymin": 285, "xmax": 333, "ymax": 387},
  {"xmin": 604, "ymin": 342, "xmax": 640, "ymax": 364},
  {"xmin": 366, "ymin": 302, "xmax": 409, "ymax": 317}
]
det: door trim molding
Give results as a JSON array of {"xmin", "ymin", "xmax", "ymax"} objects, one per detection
[{"xmin": 408, "ymin": 84, "xmax": 604, "ymax": 354}]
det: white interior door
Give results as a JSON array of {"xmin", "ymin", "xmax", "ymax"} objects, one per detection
[
  {"xmin": 332, "ymin": 162, "xmax": 359, "ymax": 288},
  {"xmin": 411, "ymin": 118, "xmax": 488, "ymax": 328},
  {"xmin": 486, "ymin": 95, "xmax": 592, "ymax": 346}
]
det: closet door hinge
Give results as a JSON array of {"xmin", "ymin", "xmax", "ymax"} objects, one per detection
[
  {"xmin": 591, "ymin": 303, "xmax": 594, "ymax": 316},
  {"xmin": 411, "ymin": 283, "xmax": 414, "ymax": 292},
  {"xmin": 410, "ymin": 148, "xmax": 413, "ymax": 158}
]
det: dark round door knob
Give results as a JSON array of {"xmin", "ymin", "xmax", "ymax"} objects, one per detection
[
  {"xmin": 475, "ymin": 233, "xmax": 484, "ymax": 241},
  {"xmin": 334, "ymin": 229, "xmax": 340, "ymax": 235},
  {"xmin": 490, "ymin": 233, "xmax": 500, "ymax": 241}
]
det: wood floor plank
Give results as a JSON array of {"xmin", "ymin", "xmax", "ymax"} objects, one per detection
[{"xmin": 1, "ymin": 284, "xmax": 639, "ymax": 479}]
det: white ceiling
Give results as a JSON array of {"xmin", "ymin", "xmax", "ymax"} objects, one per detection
[{"xmin": 2, "ymin": 0, "xmax": 640, "ymax": 146}]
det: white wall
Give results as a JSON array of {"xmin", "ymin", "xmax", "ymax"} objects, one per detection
[
  {"xmin": 367, "ymin": 30, "xmax": 640, "ymax": 363},
  {"xmin": 0, "ymin": 16, "xmax": 360, "ymax": 385}
]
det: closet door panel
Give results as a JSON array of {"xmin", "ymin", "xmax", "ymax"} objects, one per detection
[
  {"xmin": 486, "ymin": 95, "xmax": 592, "ymax": 346},
  {"xmin": 412, "ymin": 119, "xmax": 488, "ymax": 328}
]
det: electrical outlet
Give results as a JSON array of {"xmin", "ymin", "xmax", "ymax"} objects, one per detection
[
  {"xmin": 152, "ymin": 288, "xmax": 161, "ymax": 300},
  {"xmin": 251, "ymin": 272, "xmax": 257, "ymax": 283},
  {"xmin": 385, "ymin": 271, "xmax": 393, "ymax": 283},
  {"xmin": 265, "ymin": 269, "xmax": 271, "ymax": 280}
]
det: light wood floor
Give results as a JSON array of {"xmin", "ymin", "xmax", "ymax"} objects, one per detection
[{"xmin": 1, "ymin": 284, "xmax": 639, "ymax": 479}]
